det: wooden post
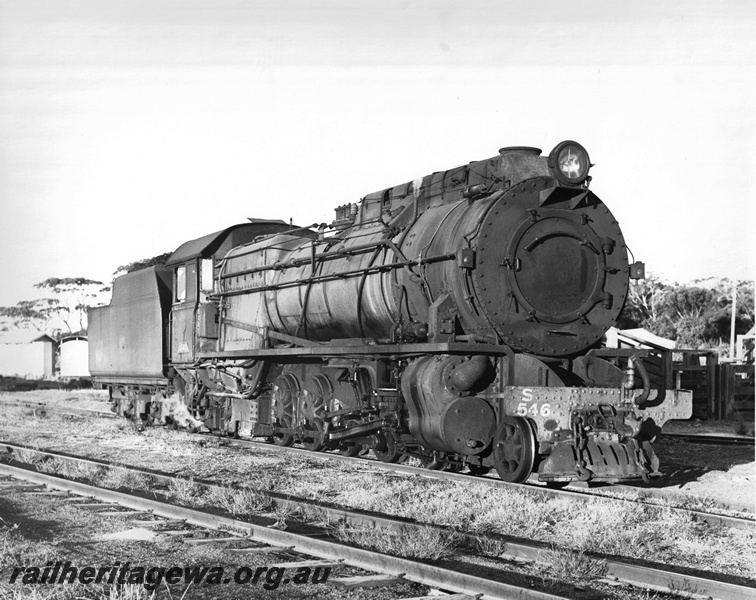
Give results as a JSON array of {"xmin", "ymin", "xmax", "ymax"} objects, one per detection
[
  {"xmin": 709, "ymin": 352, "xmax": 719, "ymax": 420},
  {"xmin": 730, "ymin": 287, "xmax": 737, "ymax": 360}
]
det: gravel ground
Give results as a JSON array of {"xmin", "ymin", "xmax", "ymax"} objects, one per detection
[{"xmin": 0, "ymin": 488, "xmax": 427, "ymax": 600}]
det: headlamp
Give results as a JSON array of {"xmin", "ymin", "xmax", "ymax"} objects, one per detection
[{"xmin": 548, "ymin": 141, "xmax": 591, "ymax": 186}]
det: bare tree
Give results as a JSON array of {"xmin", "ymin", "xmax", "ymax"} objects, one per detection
[{"xmin": 0, "ymin": 277, "xmax": 107, "ymax": 337}]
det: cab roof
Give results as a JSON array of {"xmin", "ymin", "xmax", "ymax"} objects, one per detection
[{"xmin": 166, "ymin": 220, "xmax": 290, "ymax": 266}]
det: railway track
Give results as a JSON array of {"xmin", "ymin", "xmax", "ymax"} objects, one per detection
[
  {"xmin": 0, "ymin": 398, "xmax": 115, "ymax": 419},
  {"xmin": 661, "ymin": 432, "xmax": 755, "ymax": 446},
  {"xmin": 2, "ymin": 443, "xmax": 755, "ymax": 599},
  {"xmin": 197, "ymin": 434, "xmax": 756, "ymax": 520},
  {"xmin": 0, "ymin": 462, "xmax": 577, "ymax": 600},
  {"xmin": 2, "ymin": 394, "xmax": 753, "ymax": 516},
  {"xmin": 2, "ymin": 436, "xmax": 753, "ymax": 530}
]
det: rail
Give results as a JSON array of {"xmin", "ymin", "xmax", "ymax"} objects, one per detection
[
  {"xmin": 662, "ymin": 432, "xmax": 755, "ymax": 446},
  {"xmin": 0, "ymin": 462, "xmax": 568, "ymax": 600},
  {"xmin": 1, "ymin": 396, "xmax": 752, "ymax": 517},
  {"xmin": 2, "ymin": 450, "xmax": 755, "ymax": 599}
]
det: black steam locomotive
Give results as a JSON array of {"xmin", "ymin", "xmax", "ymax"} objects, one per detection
[{"xmin": 89, "ymin": 141, "xmax": 692, "ymax": 484}]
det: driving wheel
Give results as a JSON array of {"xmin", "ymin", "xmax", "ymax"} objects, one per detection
[
  {"xmin": 301, "ymin": 374, "xmax": 332, "ymax": 452},
  {"xmin": 272, "ymin": 374, "xmax": 298, "ymax": 447}
]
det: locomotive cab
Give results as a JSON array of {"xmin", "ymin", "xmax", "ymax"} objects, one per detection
[{"xmin": 166, "ymin": 220, "xmax": 293, "ymax": 365}]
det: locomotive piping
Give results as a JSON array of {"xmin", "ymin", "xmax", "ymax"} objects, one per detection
[{"xmin": 216, "ymin": 253, "xmax": 458, "ymax": 298}]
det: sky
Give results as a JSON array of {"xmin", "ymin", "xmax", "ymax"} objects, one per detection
[{"xmin": 0, "ymin": 0, "xmax": 754, "ymax": 310}]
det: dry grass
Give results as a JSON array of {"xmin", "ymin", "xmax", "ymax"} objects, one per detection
[
  {"xmin": 299, "ymin": 470, "xmax": 754, "ymax": 580},
  {"xmin": 0, "ymin": 519, "xmax": 74, "ymax": 600},
  {"xmin": 7, "ymin": 447, "xmax": 46, "ymax": 466},
  {"xmin": 463, "ymin": 524, "xmax": 508, "ymax": 557},
  {"xmin": 166, "ymin": 477, "xmax": 205, "ymax": 505},
  {"xmin": 0, "ymin": 582, "xmax": 159, "ymax": 600},
  {"xmin": 296, "ymin": 503, "xmax": 344, "ymax": 530},
  {"xmin": 104, "ymin": 586, "xmax": 158, "ymax": 600},
  {"xmin": 94, "ymin": 467, "xmax": 154, "ymax": 492},
  {"xmin": 0, "ymin": 586, "xmax": 88, "ymax": 600},
  {"xmin": 0, "ymin": 521, "xmax": 57, "ymax": 573},
  {"xmin": 204, "ymin": 485, "xmax": 274, "ymax": 515},
  {"xmin": 8, "ymin": 448, "xmax": 156, "ymax": 494},
  {"xmin": 285, "ymin": 469, "xmax": 756, "ymax": 580},
  {"xmin": 538, "ymin": 546, "xmax": 607, "ymax": 582},
  {"xmin": 334, "ymin": 522, "xmax": 462, "ymax": 561},
  {"xmin": 164, "ymin": 474, "xmax": 275, "ymax": 518},
  {"xmin": 35, "ymin": 457, "xmax": 105, "ymax": 482}
]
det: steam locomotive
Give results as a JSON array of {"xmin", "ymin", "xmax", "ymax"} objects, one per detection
[{"xmin": 89, "ymin": 141, "xmax": 692, "ymax": 484}]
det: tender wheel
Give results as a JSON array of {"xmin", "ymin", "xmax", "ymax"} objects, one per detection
[
  {"xmin": 492, "ymin": 416, "xmax": 536, "ymax": 483},
  {"xmin": 272, "ymin": 375, "xmax": 297, "ymax": 447},
  {"xmin": 374, "ymin": 431, "xmax": 402, "ymax": 463}
]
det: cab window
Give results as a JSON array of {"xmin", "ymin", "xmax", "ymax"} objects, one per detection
[
  {"xmin": 174, "ymin": 262, "xmax": 197, "ymax": 303},
  {"xmin": 201, "ymin": 258, "xmax": 214, "ymax": 293},
  {"xmin": 175, "ymin": 266, "xmax": 186, "ymax": 302}
]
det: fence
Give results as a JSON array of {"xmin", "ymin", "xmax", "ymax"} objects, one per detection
[
  {"xmin": 719, "ymin": 362, "xmax": 755, "ymax": 422},
  {"xmin": 671, "ymin": 350, "xmax": 719, "ymax": 420},
  {"xmin": 613, "ymin": 331, "xmax": 752, "ymax": 421},
  {"xmin": 627, "ymin": 347, "xmax": 718, "ymax": 420}
]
